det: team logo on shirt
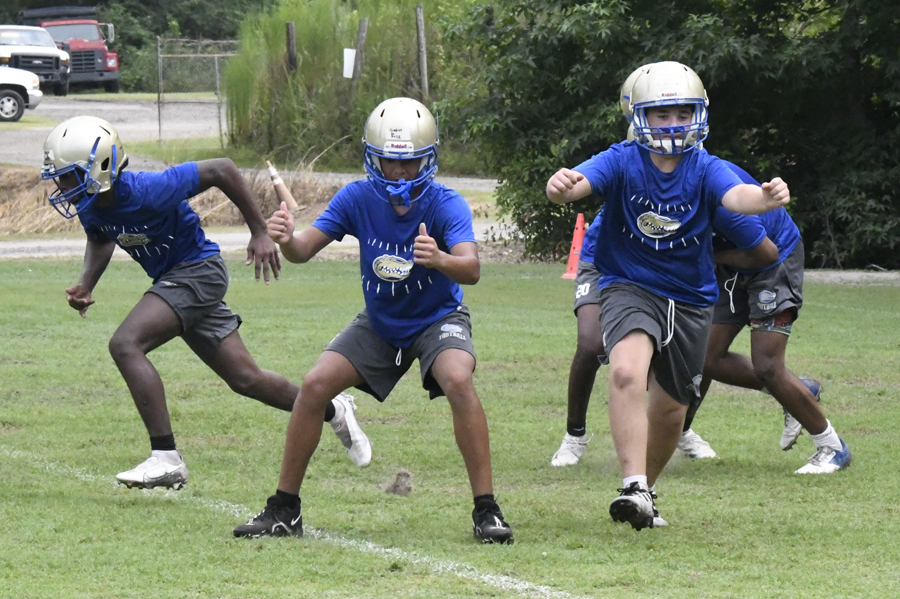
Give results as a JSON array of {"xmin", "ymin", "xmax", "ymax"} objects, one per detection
[
  {"xmin": 637, "ymin": 212, "xmax": 681, "ymax": 239},
  {"xmin": 373, "ymin": 254, "xmax": 413, "ymax": 281},
  {"xmin": 757, "ymin": 290, "xmax": 777, "ymax": 312},
  {"xmin": 117, "ymin": 232, "xmax": 151, "ymax": 247}
]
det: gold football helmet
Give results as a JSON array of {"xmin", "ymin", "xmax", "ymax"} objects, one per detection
[
  {"xmin": 362, "ymin": 97, "xmax": 439, "ymax": 206},
  {"xmin": 619, "ymin": 63, "xmax": 657, "ymax": 121},
  {"xmin": 629, "ymin": 62, "xmax": 709, "ymax": 155},
  {"xmin": 42, "ymin": 116, "xmax": 127, "ymax": 218}
]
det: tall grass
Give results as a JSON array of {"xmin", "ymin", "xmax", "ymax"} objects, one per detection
[
  {"xmin": 0, "ymin": 165, "xmax": 332, "ymax": 235},
  {"xmin": 225, "ymin": 0, "xmax": 470, "ymax": 169}
]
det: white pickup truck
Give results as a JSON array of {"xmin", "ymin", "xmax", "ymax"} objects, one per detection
[
  {"xmin": 0, "ymin": 66, "xmax": 43, "ymax": 122},
  {"xmin": 0, "ymin": 25, "xmax": 70, "ymax": 96}
]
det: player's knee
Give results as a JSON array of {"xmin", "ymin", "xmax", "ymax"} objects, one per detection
[
  {"xmin": 752, "ymin": 358, "xmax": 782, "ymax": 384},
  {"xmin": 224, "ymin": 366, "xmax": 264, "ymax": 398},
  {"xmin": 298, "ymin": 370, "xmax": 337, "ymax": 405},
  {"xmin": 609, "ymin": 365, "xmax": 640, "ymax": 391},
  {"xmin": 441, "ymin": 372, "xmax": 475, "ymax": 401},
  {"xmin": 108, "ymin": 332, "xmax": 138, "ymax": 364},
  {"xmin": 575, "ymin": 339, "xmax": 604, "ymax": 362}
]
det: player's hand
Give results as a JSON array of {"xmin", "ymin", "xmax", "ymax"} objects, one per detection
[
  {"xmin": 546, "ymin": 168, "xmax": 585, "ymax": 202},
  {"xmin": 65, "ymin": 284, "xmax": 95, "ymax": 318},
  {"xmin": 413, "ymin": 222, "xmax": 441, "ymax": 268},
  {"xmin": 248, "ymin": 212, "xmax": 283, "ymax": 283},
  {"xmin": 267, "ymin": 201, "xmax": 295, "ymax": 245},
  {"xmin": 761, "ymin": 177, "xmax": 790, "ymax": 209}
]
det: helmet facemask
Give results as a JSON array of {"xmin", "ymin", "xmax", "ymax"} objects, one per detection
[
  {"xmin": 362, "ymin": 97, "xmax": 439, "ymax": 207},
  {"xmin": 629, "ymin": 62, "xmax": 709, "ymax": 155},
  {"xmin": 41, "ymin": 116, "xmax": 127, "ymax": 219}
]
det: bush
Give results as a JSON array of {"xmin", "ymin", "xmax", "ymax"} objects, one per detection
[
  {"xmin": 224, "ymin": 0, "xmax": 474, "ymax": 169},
  {"xmin": 446, "ymin": 0, "xmax": 900, "ymax": 267}
]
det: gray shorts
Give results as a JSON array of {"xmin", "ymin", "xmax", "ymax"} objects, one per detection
[
  {"xmin": 713, "ymin": 242, "xmax": 804, "ymax": 334},
  {"xmin": 147, "ymin": 255, "xmax": 241, "ymax": 363},
  {"xmin": 599, "ymin": 281, "xmax": 712, "ymax": 405},
  {"xmin": 573, "ymin": 259, "xmax": 602, "ymax": 312},
  {"xmin": 325, "ymin": 305, "xmax": 476, "ymax": 401}
]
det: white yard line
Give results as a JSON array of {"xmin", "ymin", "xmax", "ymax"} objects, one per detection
[{"xmin": 0, "ymin": 444, "xmax": 593, "ymax": 599}]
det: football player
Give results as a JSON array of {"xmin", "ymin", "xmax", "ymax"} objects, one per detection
[
  {"xmin": 234, "ymin": 98, "xmax": 513, "ymax": 544},
  {"xmin": 546, "ymin": 62, "xmax": 793, "ymax": 530},
  {"xmin": 41, "ymin": 116, "xmax": 372, "ymax": 491}
]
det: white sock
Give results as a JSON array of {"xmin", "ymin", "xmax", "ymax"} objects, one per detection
[
  {"xmin": 152, "ymin": 449, "xmax": 182, "ymax": 464},
  {"xmin": 810, "ymin": 420, "xmax": 842, "ymax": 451},
  {"xmin": 623, "ymin": 475, "xmax": 648, "ymax": 490}
]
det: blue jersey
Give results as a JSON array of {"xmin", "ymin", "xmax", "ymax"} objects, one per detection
[
  {"xmin": 313, "ymin": 181, "xmax": 475, "ymax": 348},
  {"xmin": 580, "ymin": 214, "xmax": 601, "ymax": 263},
  {"xmin": 575, "ymin": 142, "xmax": 744, "ymax": 305},
  {"xmin": 77, "ymin": 163, "xmax": 219, "ymax": 283},
  {"xmin": 712, "ymin": 162, "xmax": 801, "ymax": 273}
]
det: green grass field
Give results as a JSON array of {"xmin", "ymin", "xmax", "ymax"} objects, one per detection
[{"xmin": 1, "ymin": 258, "xmax": 898, "ymax": 598}]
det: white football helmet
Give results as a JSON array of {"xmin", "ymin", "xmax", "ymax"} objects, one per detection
[
  {"xmin": 42, "ymin": 116, "xmax": 128, "ymax": 218},
  {"xmin": 619, "ymin": 63, "xmax": 657, "ymax": 122},
  {"xmin": 630, "ymin": 61, "xmax": 709, "ymax": 155},
  {"xmin": 362, "ymin": 97, "xmax": 439, "ymax": 207}
]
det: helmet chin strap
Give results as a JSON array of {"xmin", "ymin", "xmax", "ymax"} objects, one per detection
[{"xmin": 386, "ymin": 179, "xmax": 413, "ymax": 207}]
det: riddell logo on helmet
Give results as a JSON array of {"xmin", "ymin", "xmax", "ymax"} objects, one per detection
[
  {"xmin": 660, "ymin": 92, "xmax": 679, "ymax": 97},
  {"xmin": 384, "ymin": 141, "xmax": 414, "ymax": 152}
]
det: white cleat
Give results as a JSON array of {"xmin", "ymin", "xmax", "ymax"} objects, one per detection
[
  {"xmin": 551, "ymin": 433, "xmax": 591, "ymax": 467},
  {"xmin": 795, "ymin": 439, "xmax": 852, "ymax": 474},
  {"xmin": 678, "ymin": 429, "xmax": 718, "ymax": 459},
  {"xmin": 116, "ymin": 450, "xmax": 188, "ymax": 489},
  {"xmin": 330, "ymin": 392, "xmax": 372, "ymax": 468},
  {"xmin": 650, "ymin": 488, "xmax": 668, "ymax": 528},
  {"xmin": 780, "ymin": 377, "xmax": 822, "ymax": 451}
]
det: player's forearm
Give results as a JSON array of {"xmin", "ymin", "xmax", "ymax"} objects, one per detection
[
  {"xmin": 715, "ymin": 240, "xmax": 779, "ymax": 271},
  {"xmin": 277, "ymin": 235, "xmax": 311, "ymax": 263},
  {"xmin": 722, "ymin": 184, "xmax": 779, "ymax": 215},
  {"xmin": 79, "ymin": 239, "xmax": 115, "ymax": 290},
  {"xmin": 432, "ymin": 252, "xmax": 481, "ymax": 285}
]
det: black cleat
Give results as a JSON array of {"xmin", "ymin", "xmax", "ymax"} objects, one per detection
[
  {"xmin": 609, "ymin": 482, "xmax": 656, "ymax": 531},
  {"xmin": 234, "ymin": 496, "xmax": 303, "ymax": 538},
  {"xmin": 473, "ymin": 502, "xmax": 514, "ymax": 545}
]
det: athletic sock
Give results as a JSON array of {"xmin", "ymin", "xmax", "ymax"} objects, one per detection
[
  {"xmin": 474, "ymin": 494, "xmax": 496, "ymax": 512},
  {"xmin": 275, "ymin": 489, "xmax": 300, "ymax": 510},
  {"xmin": 324, "ymin": 400, "xmax": 337, "ymax": 423},
  {"xmin": 623, "ymin": 475, "xmax": 648, "ymax": 490},
  {"xmin": 566, "ymin": 423, "xmax": 586, "ymax": 437},
  {"xmin": 150, "ymin": 434, "xmax": 176, "ymax": 452},
  {"xmin": 810, "ymin": 420, "xmax": 842, "ymax": 451}
]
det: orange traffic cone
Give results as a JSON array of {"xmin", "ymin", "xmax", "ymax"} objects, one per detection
[{"xmin": 562, "ymin": 213, "xmax": 585, "ymax": 279}]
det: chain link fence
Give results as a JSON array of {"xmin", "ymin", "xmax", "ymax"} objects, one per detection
[{"xmin": 156, "ymin": 38, "xmax": 238, "ymax": 147}]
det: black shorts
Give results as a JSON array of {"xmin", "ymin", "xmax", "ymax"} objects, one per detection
[
  {"xmin": 147, "ymin": 255, "xmax": 241, "ymax": 363},
  {"xmin": 713, "ymin": 242, "xmax": 804, "ymax": 335},
  {"xmin": 599, "ymin": 281, "xmax": 712, "ymax": 405},
  {"xmin": 325, "ymin": 305, "xmax": 476, "ymax": 401}
]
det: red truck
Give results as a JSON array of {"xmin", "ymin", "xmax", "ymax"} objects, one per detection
[{"xmin": 18, "ymin": 6, "xmax": 120, "ymax": 93}]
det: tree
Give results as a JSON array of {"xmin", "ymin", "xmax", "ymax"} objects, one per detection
[{"xmin": 447, "ymin": 0, "xmax": 900, "ymax": 268}]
